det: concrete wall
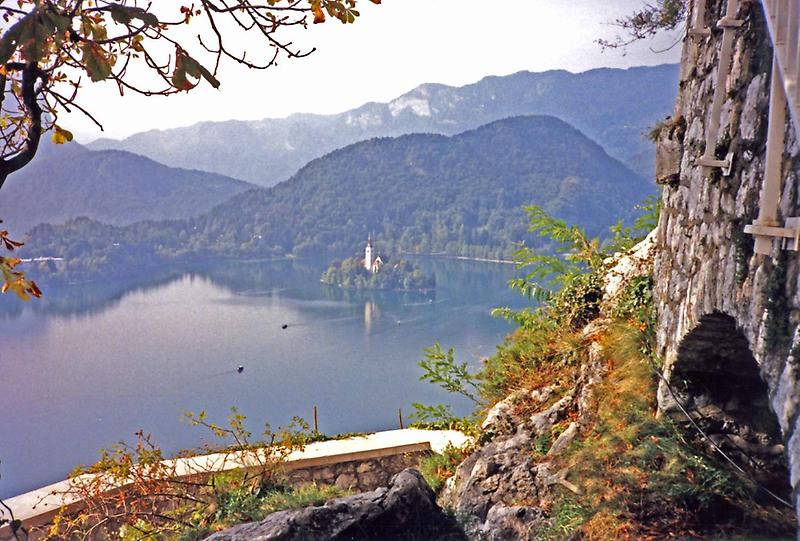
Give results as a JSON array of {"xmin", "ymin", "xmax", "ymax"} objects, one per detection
[{"xmin": 653, "ymin": 0, "xmax": 800, "ymax": 522}]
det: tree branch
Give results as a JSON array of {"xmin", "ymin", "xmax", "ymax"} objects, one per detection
[{"xmin": 0, "ymin": 63, "xmax": 46, "ymax": 190}]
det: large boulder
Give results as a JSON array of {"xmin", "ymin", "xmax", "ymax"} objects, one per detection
[{"xmin": 203, "ymin": 469, "xmax": 465, "ymax": 541}]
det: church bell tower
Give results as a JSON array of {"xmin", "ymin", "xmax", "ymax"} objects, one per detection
[{"xmin": 364, "ymin": 233, "xmax": 373, "ymax": 271}]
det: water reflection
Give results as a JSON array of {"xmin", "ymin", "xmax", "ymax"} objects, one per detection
[
  {"xmin": 0, "ymin": 257, "xmax": 515, "ymax": 321},
  {"xmin": 0, "ymin": 257, "xmax": 528, "ymax": 499}
]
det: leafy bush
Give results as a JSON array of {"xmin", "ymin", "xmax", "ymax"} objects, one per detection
[
  {"xmin": 46, "ymin": 409, "xmax": 317, "ymax": 540},
  {"xmin": 410, "ymin": 343, "xmax": 481, "ymax": 433}
]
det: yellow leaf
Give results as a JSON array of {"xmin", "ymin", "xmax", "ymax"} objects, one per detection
[{"xmin": 52, "ymin": 125, "xmax": 74, "ymax": 145}]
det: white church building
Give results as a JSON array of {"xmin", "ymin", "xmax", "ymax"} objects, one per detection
[{"xmin": 363, "ymin": 234, "xmax": 383, "ymax": 273}]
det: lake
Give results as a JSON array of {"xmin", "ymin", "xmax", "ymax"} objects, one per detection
[{"xmin": 0, "ymin": 258, "xmax": 529, "ymax": 498}]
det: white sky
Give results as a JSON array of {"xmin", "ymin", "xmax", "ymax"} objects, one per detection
[{"xmin": 66, "ymin": 0, "xmax": 683, "ymax": 142}]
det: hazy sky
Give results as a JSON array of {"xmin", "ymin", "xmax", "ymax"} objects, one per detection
[{"xmin": 66, "ymin": 0, "xmax": 683, "ymax": 141}]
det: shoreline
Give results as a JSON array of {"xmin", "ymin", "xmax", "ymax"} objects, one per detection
[{"xmin": 404, "ymin": 253, "xmax": 516, "ymax": 265}]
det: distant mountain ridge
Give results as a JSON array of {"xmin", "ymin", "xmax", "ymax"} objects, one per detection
[
  {"xmin": 28, "ymin": 115, "xmax": 653, "ymax": 281},
  {"xmin": 0, "ymin": 142, "xmax": 253, "ymax": 236},
  {"xmin": 88, "ymin": 64, "xmax": 679, "ymax": 185}
]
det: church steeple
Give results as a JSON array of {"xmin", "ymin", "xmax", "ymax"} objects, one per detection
[{"xmin": 364, "ymin": 233, "xmax": 373, "ymax": 271}]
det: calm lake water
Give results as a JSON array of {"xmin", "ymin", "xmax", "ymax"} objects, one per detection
[{"xmin": 0, "ymin": 258, "xmax": 528, "ymax": 498}]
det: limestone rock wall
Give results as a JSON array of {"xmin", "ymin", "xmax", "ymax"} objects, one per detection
[{"xmin": 653, "ymin": 0, "xmax": 800, "ymax": 522}]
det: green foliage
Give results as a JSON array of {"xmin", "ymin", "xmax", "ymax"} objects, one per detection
[
  {"xmin": 210, "ymin": 480, "xmax": 348, "ymax": 526},
  {"xmin": 321, "ymin": 256, "xmax": 435, "ymax": 291},
  {"xmin": 47, "ymin": 408, "xmax": 317, "ymax": 540},
  {"xmin": 485, "ymin": 198, "xmax": 662, "ymax": 402},
  {"xmin": 606, "ymin": 194, "xmax": 662, "ymax": 254},
  {"xmin": 535, "ymin": 499, "xmax": 590, "ymax": 541},
  {"xmin": 509, "ymin": 204, "xmax": 605, "ymax": 302},
  {"xmin": 551, "ymin": 272, "xmax": 604, "ymax": 331},
  {"xmin": 303, "ymin": 431, "xmax": 370, "ymax": 444},
  {"xmin": 417, "ymin": 343, "xmax": 481, "ymax": 404},
  {"xmin": 611, "ymin": 275, "xmax": 657, "ymax": 356},
  {"xmin": 411, "ymin": 343, "xmax": 481, "ymax": 434},
  {"xmin": 532, "ymin": 431, "xmax": 553, "ymax": 456},
  {"xmin": 506, "ymin": 197, "xmax": 658, "ymax": 330},
  {"xmin": 255, "ymin": 483, "xmax": 349, "ymax": 515},
  {"xmin": 732, "ymin": 220, "xmax": 755, "ymax": 285},
  {"xmin": 763, "ymin": 252, "xmax": 791, "ymax": 352},
  {"xmin": 409, "ymin": 402, "xmax": 459, "ymax": 426},
  {"xmin": 408, "ymin": 405, "xmax": 477, "ymax": 436},
  {"xmin": 418, "ymin": 444, "xmax": 473, "ymax": 493},
  {"xmin": 25, "ymin": 117, "xmax": 650, "ymax": 283}
]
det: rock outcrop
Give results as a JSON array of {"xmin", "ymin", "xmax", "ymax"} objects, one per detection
[
  {"xmin": 437, "ymin": 236, "xmax": 656, "ymax": 539},
  {"xmin": 203, "ymin": 469, "xmax": 465, "ymax": 541}
]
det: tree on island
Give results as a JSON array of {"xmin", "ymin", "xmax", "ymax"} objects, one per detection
[
  {"xmin": 322, "ymin": 256, "xmax": 435, "ymax": 291},
  {"xmin": 0, "ymin": 0, "xmax": 379, "ymax": 299}
]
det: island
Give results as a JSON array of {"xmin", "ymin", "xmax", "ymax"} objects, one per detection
[{"xmin": 321, "ymin": 235, "xmax": 435, "ymax": 291}]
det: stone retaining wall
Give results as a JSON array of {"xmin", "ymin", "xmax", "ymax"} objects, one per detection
[
  {"xmin": 653, "ymin": 0, "xmax": 800, "ymax": 523},
  {"xmin": 0, "ymin": 430, "xmax": 467, "ymax": 541},
  {"xmin": 285, "ymin": 451, "xmax": 427, "ymax": 493}
]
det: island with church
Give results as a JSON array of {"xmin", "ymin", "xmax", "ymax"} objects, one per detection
[{"xmin": 320, "ymin": 234, "xmax": 436, "ymax": 291}]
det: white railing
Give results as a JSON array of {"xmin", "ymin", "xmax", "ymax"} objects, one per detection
[
  {"xmin": 694, "ymin": 0, "xmax": 743, "ymax": 175},
  {"xmin": 689, "ymin": 0, "xmax": 712, "ymax": 36},
  {"xmin": 743, "ymin": 0, "xmax": 800, "ymax": 254},
  {"xmin": 762, "ymin": 0, "xmax": 800, "ymax": 127}
]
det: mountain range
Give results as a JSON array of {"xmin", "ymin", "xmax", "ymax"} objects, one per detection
[
  {"xmin": 26, "ymin": 116, "xmax": 652, "ymax": 281},
  {"xmin": 88, "ymin": 64, "xmax": 679, "ymax": 186},
  {"xmin": 0, "ymin": 142, "xmax": 252, "ymax": 236}
]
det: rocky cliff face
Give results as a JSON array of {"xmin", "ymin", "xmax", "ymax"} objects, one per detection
[
  {"xmin": 437, "ymin": 237, "xmax": 658, "ymax": 539},
  {"xmin": 652, "ymin": 0, "xmax": 800, "ymax": 523}
]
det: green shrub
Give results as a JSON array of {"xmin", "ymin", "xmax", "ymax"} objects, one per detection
[{"xmin": 418, "ymin": 444, "xmax": 472, "ymax": 493}]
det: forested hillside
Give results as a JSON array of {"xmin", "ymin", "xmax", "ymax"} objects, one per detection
[
  {"xmin": 89, "ymin": 64, "xmax": 679, "ymax": 184},
  {"xmin": 0, "ymin": 143, "xmax": 253, "ymax": 236},
  {"xmin": 26, "ymin": 116, "xmax": 651, "ymax": 281}
]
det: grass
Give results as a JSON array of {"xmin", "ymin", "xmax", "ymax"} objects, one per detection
[
  {"xmin": 419, "ymin": 444, "xmax": 473, "ymax": 493},
  {"xmin": 533, "ymin": 322, "xmax": 796, "ymax": 540},
  {"xmin": 172, "ymin": 482, "xmax": 350, "ymax": 541},
  {"xmin": 477, "ymin": 264, "xmax": 797, "ymax": 539}
]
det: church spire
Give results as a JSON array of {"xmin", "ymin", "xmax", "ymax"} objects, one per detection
[{"xmin": 364, "ymin": 232, "xmax": 373, "ymax": 271}]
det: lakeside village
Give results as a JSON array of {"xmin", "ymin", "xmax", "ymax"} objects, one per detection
[{"xmin": 321, "ymin": 235, "xmax": 435, "ymax": 291}]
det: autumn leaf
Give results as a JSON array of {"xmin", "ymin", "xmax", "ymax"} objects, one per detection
[
  {"xmin": 172, "ymin": 51, "xmax": 220, "ymax": 91},
  {"xmin": 311, "ymin": 2, "xmax": 326, "ymax": 23},
  {"xmin": 52, "ymin": 124, "xmax": 74, "ymax": 144},
  {"xmin": 18, "ymin": 11, "xmax": 49, "ymax": 62},
  {"xmin": 81, "ymin": 42, "xmax": 113, "ymax": 82},
  {"xmin": 0, "ymin": 13, "xmax": 28, "ymax": 64},
  {"xmin": 109, "ymin": 5, "xmax": 160, "ymax": 27}
]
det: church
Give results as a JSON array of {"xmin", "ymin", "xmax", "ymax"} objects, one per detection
[{"xmin": 363, "ymin": 234, "xmax": 383, "ymax": 273}]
